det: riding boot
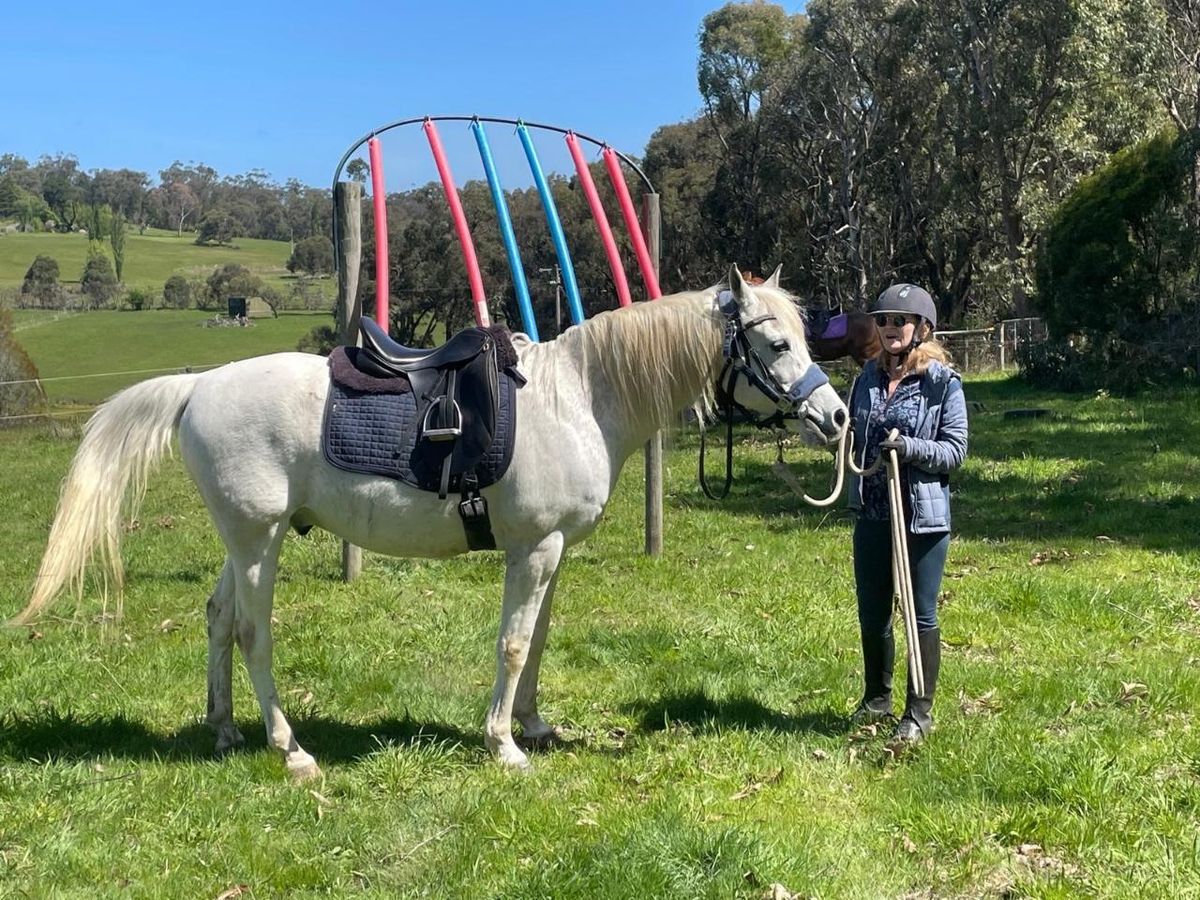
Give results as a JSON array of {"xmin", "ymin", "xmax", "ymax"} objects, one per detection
[
  {"xmin": 892, "ymin": 627, "xmax": 940, "ymax": 744},
  {"xmin": 850, "ymin": 630, "xmax": 894, "ymax": 725}
]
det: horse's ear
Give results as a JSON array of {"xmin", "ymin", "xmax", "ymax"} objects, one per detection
[
  {"xmin": 765, "ymin": 265, "xmax": 783, "ymax": 289},
  {"xmin": 729, "ymin": 264, "xmax": 750, "ymax": 298}
]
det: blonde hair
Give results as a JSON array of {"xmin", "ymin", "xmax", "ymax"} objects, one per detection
[{"xmin": 876, "ymin": 321, "xmax": 953, "ymax": 376}]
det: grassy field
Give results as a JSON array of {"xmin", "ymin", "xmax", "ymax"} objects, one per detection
[
  {"xmin": 0, "ymin": 228, "xmax": 305, "ymax": 294},
  {"xmin": 9, "ymin": 309, "xmax": 330, "ymax": 404},
  {"xmin": 1, "ymin": 373, "xmax": 1198, "ymax": 897}
]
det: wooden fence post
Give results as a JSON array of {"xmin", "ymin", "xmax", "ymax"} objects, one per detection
[
  {"xmin": 335, "ymin": 181, "xmax": 364, "ymax": 582},
  {"xmin": 642, "ymin": 192, "xmax": 663, "ymax": 557}
]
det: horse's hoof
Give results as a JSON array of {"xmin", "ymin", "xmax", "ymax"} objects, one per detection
[
  {"xmin": 214, "ymin": 728, "xmax": 246, "ymax": 757},
  {"xmin": 518, "ymin": 725, "xmax": 565, "ymax": 751},
  {"xmin": 287, "ymin": 757, "xmax": 323, "ymax": 784},
  {"xmin": 497, "ymin": 748, "xmax": 531, "ymax": 771}
]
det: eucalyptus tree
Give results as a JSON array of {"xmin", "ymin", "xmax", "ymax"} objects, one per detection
[
  {"xmin": 697, "ymin": 0, "xmax": 805, "ymax": 272},
  {"xmin": 764, "ymin": 0, "xmax": 894, "ymax": 309}
]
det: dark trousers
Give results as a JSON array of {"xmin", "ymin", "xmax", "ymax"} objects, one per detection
[{"xmin": 853, "ymin": 518, "xmax": 948, "ymax": 637}]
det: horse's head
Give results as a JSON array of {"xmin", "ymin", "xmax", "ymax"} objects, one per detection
[{"xmin": 717, "ymin": 265, "xmax": 848, "ymax": 447}]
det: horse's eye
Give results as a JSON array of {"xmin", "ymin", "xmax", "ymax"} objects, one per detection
[{"xmin": 771, "ymin": 340, "xmax": 790, "ymax": 352}]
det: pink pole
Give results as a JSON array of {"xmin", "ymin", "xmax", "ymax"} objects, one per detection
[
  {"xmin": 566, "ymin": 133, "xmax": 631, "ymax": 307},
  {"xmin": 367, "ymin": 137, "xmax": 389, "ymax": 329},
  {"xmin": 602, "ymin": 147, "xmax": 661, "ymax": 299},
  {"xmin": 423, "ymin": 119, "xmax": 490, "ymax": 327}
]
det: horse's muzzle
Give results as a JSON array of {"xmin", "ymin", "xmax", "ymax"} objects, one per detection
[{"xmin": 793, "ymin": 387, "xmax": 847, "ymax": 446}]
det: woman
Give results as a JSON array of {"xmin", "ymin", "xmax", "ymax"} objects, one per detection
[{"xmin": 846, "ymin": 283, "xmax": 968, "ymax": 746}]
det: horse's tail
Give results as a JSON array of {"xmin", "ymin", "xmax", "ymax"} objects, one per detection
[{"xmin": 12, "ymin": 372, "xmax": 203, "ymax": 626}]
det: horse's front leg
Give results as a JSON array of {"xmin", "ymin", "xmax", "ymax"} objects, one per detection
[
  {"xmin": 513, "ymin": 564, "xmax": 563, "ymax": 748},
  {"xmin": 205, "ymin": 559, "xmax": 245, "ymax": 755},
  {"xmin": 486, "ymin": 532, "xmax": 565, "ymax": 769}
]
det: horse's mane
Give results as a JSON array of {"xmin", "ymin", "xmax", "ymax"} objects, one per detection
[{"xmin": 523, "ymin": 281, "xmax": 810, "ymax": 433}]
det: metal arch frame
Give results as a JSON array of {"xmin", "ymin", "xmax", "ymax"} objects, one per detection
[
  {"xmin": 330, "ymin": 116, "xmax": 657, "ymax": 312},
  {"xmin": 331, "ymin": 114, "xmax": 654, "ymax": 196}
]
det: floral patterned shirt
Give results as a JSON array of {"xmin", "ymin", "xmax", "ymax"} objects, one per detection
[{"xmin": 860, "ymin": 369, "xmax": 923, "ymax": 521}]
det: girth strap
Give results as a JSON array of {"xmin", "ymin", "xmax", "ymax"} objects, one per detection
[{"xmin": 458, "ymin": 474, "xmax": 495, "ymax": 550}]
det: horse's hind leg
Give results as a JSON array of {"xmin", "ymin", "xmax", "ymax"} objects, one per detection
[
  {"xmin": 229, "ymin": 523, "xmax": 321, "ymax": 782},
  {"xmin": 513, "ymin": 564, "xmax": 563, "ymax": 747},
  {"xmin": 486, "ymin": 532, "xmax": 565, "ymax": 769},
  {"xmin": 205, "ymin": 559, "xmax": 244, "ymax": 754}
]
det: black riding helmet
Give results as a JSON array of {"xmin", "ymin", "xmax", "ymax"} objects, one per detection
[
  {"xmin": 871, "ymin": 283, "xmax": 937, "ymax": 355},
  {"xmin": 871, "ymin": 283, "xmax": 937, "ymax": 330}
]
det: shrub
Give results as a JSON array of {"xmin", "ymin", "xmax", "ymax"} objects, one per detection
[
  {"xmin": 0, "ymin": 308, "xmax": 43, "ymax": 422},
  {"xmin": 204, "ymin": 263, "xmax": 258, "ymax": 310},
  {"xmin": 1034, "ymin": 130, "xmax": 1197, "ymax": 338},
  {"xmin": 286, "ymin": 236, "xmax": 335, "ymax": 276},
  {"xmin": 1017, "ymin": 329, "xmax": 1198, "ymax": 393},
  {"xmin": 162, "ymin": 274, "xmax": 191, "ymax": 309},
  {"xmin": 20, "ymin": 254, "xmax": 63, "ymax": 307},
  {"xmin": 297, "ymin": 323, "xmax": 340, "ymax": 355},
  {"xmin": 125, "ymin": 287, "xmax": 155, "ymax": 310},
  {"xmin": 80, "ymin": 248, "xmax": 119, "ymax": 308}
]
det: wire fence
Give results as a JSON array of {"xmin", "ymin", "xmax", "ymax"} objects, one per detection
[
  {"xmin": 0, "ymin": 363, "xmax": 224, "ymax": 426},
  {"xmin": 2, "ymin": 318, "xmax": 1052, "ymax": 425},
  {"xmin": 935, "ymin": 317, "xmax": 1048, "ymax": 373}
]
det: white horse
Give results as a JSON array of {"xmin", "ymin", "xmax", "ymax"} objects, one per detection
[{"xmin": 14, "ymin": 267, "xmax": 847, "ymax": 780}]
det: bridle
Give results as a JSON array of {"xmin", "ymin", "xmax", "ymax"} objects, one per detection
[{"xmin": 699, "ymin": 290, "xmax": 831, "ymax": 499}]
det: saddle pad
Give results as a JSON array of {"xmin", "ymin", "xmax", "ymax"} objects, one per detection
[
  {"xmin": 322, "ymin": 363, "xmax": 517, "ymax": 493},
  {"xmin": 811, "ymin": 312, "xmax": 848, "ymax": 341}
]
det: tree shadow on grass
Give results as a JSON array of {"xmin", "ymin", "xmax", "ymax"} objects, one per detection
[
  {"xmin": 0, "ymin": 709, "xmax": 477, "ymax": 765},
  {"xmin": 625, "ymin": 687, "xmax": 845, "ymax": 738},
  {"xmin": 671, "ymin": 393, "xmax": 1200, "ymax": 553}
]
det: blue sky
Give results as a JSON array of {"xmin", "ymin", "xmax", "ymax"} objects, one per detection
[{"xmin": 0, "ymin": 0, "xmax": 785, "ymax": 190}]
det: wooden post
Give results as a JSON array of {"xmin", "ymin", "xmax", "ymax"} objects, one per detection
[
  {"xmin": 642, "ymin": 192, "xmax": 663, "ymax": 557},
  {"xmin": 335, "ymin": 181, "xmax": 364, "ymax": 582},
  {"xmin": 335, "ymin": 181, "xmax": 363, "ymax": 345},
  {"xmin": 998, "ymin": 321, "xmax": 1006, "ymax": 369}
]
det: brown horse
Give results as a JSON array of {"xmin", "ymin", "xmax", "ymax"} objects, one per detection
[
  {"xmin": 741, "ymin": 272, "xmax": 879, "ymax": 367},
  {"xmin": 806, "ymin": 310, "xmax": 881, "ymax": 367}
]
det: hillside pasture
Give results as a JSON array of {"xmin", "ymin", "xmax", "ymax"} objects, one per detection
[
  {"xmin": 0, "ymin": 228, "xmax": 305, "ymax": 294},
  {"xmin": 10, "ymin": 309, "xmax": 330, "ymax": 404},
  {"xmin": 0, "ymin": 372, "xmax": 1197, "ymax": 896}
]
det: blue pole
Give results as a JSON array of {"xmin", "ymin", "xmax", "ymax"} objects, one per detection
[
  {"xmin": 472, "ymin": 121, "xmax": 539, "ymax": 341},
  {"xmin": 517, "ymin": 123, "xmax": 584, "ymax": 327}
]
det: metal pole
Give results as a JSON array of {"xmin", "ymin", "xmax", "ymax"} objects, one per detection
[
  {"xmin": 538, "ymin": 266, "xmax": 563, "ymax": 335},
  {"xmin": 334, "ymin": 180, "xmax": 364, "ymax": 582},
  {"xmin": 555, "ymin": 266, "xmax": 563, "ymax": 334},
  {"xmin": 642, "ymin": 192, "xmax": 663, "ymax": 557}
]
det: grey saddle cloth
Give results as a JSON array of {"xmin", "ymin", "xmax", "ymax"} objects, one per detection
[{"xmin": 321, "ymin": 333, "xmax": 519, "ymax": 493}]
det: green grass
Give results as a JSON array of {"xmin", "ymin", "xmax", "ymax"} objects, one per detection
[
  {"xmin": 0, "ymin": 227, "xmax": 302, "ymax": 293},
  {"xmin": 12, "ymin": 309, "xmax": 330, "ymax": 403},
  {"xmin": 1, "ymin": 373, "xmax": 1198, "ymax": 897}
]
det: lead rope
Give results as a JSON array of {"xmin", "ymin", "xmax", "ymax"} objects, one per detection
[
  {"xmin": 774, "ymin": 422, "xmax": 924, "ymax": 696},
  {"xmin": 883, "ymin": 429, "xmax": 925, "ymax": 697}
]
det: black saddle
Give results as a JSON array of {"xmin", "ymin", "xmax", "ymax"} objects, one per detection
[
  {"xmin": 322, "ymin": 321, "xmax": 523, "ymax": 550},
  {"xmin": 358, "ymin": 316, "xmax": 494, "ymax": 376},
  {"xmin": 357, "ymin": 316, "xmax": 501, "ymax": 449}
]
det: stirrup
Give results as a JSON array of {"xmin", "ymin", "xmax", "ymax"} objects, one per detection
[{"xmin": 421, "ymin": 396, "xmax": 463, "ymax": 441}]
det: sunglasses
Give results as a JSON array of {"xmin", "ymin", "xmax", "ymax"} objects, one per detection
[{"xmin": 873, "ymin": 314, "xmax": 915, "ymax": 328}]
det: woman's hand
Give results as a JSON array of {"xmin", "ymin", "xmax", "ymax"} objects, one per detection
[{"xmin": 878, "ymin": 434, "xmax": 908, "ymax": 460}]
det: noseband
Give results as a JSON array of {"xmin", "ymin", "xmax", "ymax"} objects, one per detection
[{"xmin": 700, "ymin": 291, "xmax": 830, "ymax": 499}]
